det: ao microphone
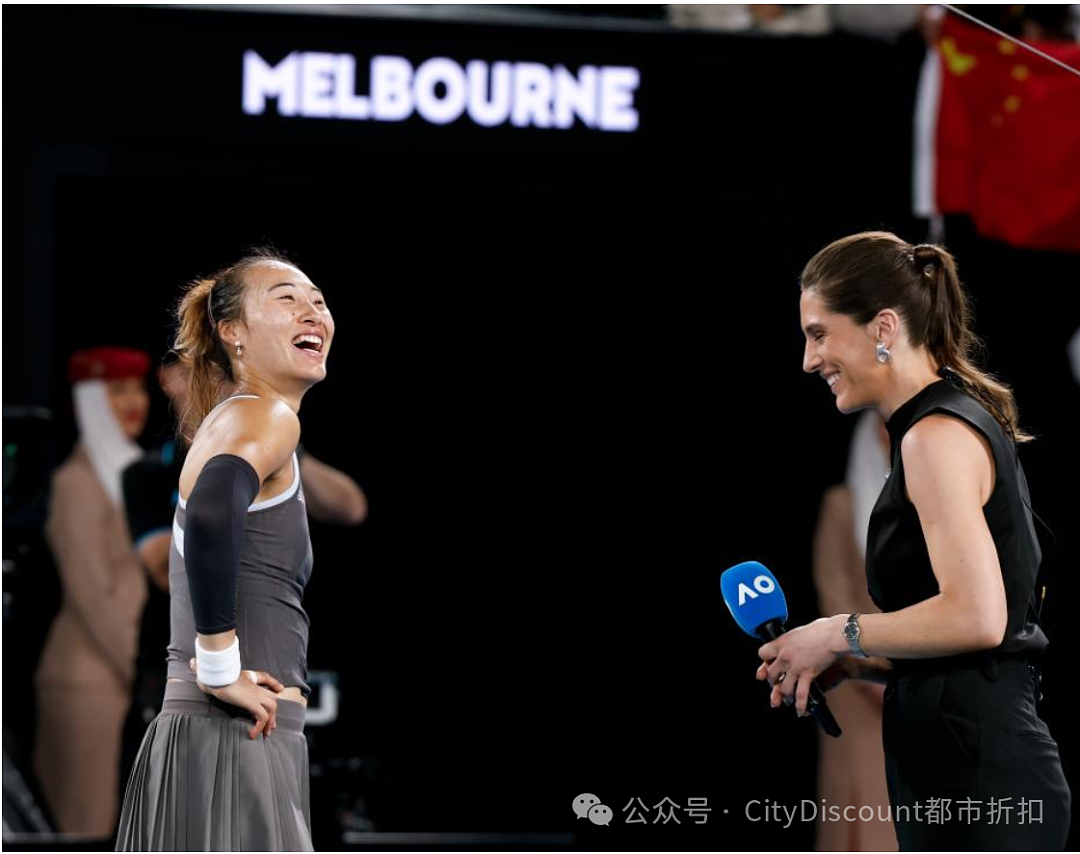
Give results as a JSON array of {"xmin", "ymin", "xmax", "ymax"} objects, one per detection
[{"xmin": 720, "ymin": 560, "xmax": 842, "ymax": 738}]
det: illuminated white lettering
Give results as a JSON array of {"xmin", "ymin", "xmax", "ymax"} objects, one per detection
[
  {"xmin": 371, "ymin": 55, "xmax": 413, "ymax": 121},
  {"xmin": 243, "ymin": 50, "xmax": 299, "ymax": 116},
  {"xmin": 552, "ymin": 64, "xmax": 597, "ymax": 129},
  {"xmin": 414, "ymin": 57, "xmax": 468, "ymax": 125},
  {"xmin": 241, "ymin": 51, "xmax": 640, "ymax": 132},
  {"xmin": 335, "ymin": 54, "xmax": 370, "ymax": 119},
  {"xmin": 599, "ymin": 66, "xmax": 639, "ymax": 132},
  {"xmin": 466, "ymin": 60, "xmax": 512, "ymax": 127},
  {"xmin": 300, "ymin": 51, "xmax": 336, "ymax": 118},
  {"xmin": 511, "ymin": 62, "xmax": 552, "ymax": 128}
]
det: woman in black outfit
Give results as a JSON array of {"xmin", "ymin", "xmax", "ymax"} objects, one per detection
[{"xmin": 756, "ymin": 231, "xmax": 1070, "ymax": 850}]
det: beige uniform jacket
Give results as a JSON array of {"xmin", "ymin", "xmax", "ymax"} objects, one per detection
[{"xmin": 36, "ymin": 444, "xmax": 148, "ymax": 691}]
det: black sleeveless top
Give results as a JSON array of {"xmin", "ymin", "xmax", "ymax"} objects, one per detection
[{"xmin": 866, "ymin": 378, "xmax": 1047, "ymax": 665}]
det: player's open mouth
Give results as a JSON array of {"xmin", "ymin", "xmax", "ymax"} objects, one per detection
[{"xmin": 292, "ymin": 334, "xmax": 325, "ymax": 359}]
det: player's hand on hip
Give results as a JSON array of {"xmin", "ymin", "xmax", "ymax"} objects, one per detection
[{"xmin": 190, "ymin": 658, "xmax": 281, "ymax": 739}]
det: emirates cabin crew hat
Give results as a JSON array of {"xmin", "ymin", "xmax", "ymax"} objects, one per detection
[{"xmin": 67, "ymin": 346, "xmax": 151, "ymax": 384}]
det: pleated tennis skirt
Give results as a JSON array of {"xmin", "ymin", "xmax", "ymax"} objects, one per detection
[{"xmin": 116, "ymin": 680, "xmax": 312, "ymax": 852}]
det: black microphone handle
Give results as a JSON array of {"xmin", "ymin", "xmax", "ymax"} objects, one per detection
[{"xmin": 758, "ymin": 619, "xmax": 842, "ymax": 738}]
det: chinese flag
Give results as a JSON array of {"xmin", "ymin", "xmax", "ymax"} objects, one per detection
[{"xmin": 924, "ymin": 16, "xmax": 1080, "ymax": 253}]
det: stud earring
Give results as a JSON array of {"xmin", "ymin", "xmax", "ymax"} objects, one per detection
[{"xmin": 876, "ymin": 341, "xmax": 891, "ymax": 364}]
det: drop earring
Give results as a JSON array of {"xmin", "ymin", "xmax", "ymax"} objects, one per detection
[
  {"xmin": 876, "ymin": 341, "xmax": 891, "ymax": 364},
  {"xmin": 235, "ymin": 341, "xmax": 243, "ymax": 357}
]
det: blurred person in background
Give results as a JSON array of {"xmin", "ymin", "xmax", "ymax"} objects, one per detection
[
  {"xmin": 668, "ymin": 4, "xmax": 920, "ymax": 39},
  {"xmin": 33, "ymin": 346, "xmax": 151, "ymax": 837},
  {"xmin": 918, "ymin": 4, "xmax": 1080, "ymax": 44},
  {"xmin": 668, "ymin": 3, "xmax": 831, "ymax": 35},
  {"xmin": 812, "ymin": 411, "xmax": 896, "ymax": 851}
]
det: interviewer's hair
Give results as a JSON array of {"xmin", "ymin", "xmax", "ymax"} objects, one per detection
[{"xmin": 800, "ymin": 231, "xmax": 1030, "ymax": 442}]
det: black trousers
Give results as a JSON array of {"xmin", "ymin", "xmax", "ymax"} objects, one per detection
[{"xmin": 883, "ymin": 658, "xmax": 1071, "ymax": 850}]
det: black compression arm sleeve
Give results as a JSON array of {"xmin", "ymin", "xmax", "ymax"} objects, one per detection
[{"xmin": 184, "ymin": 454, "xmax": 261, "ymax": 635}]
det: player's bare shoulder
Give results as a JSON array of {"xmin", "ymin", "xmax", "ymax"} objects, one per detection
[{"xmin": 196, "ymin": 397, "xmax": 300, "ymax": 484}]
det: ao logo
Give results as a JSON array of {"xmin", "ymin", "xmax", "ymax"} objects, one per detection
[{"xmin": 737, "ymin": 574, "xmax": 774, "ymax": 606}]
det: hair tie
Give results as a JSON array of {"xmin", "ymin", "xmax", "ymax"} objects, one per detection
[{"xmin": 909, "ymin": 244, "xmax": 937, "ymax": 279}]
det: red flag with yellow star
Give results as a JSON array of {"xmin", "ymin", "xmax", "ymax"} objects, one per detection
[{"xmin": 918, "ymin": 16, "xmax": 1080, "ymax": 253}]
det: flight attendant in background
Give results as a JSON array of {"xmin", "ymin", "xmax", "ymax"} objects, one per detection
[{"xmin": 34, "ymin": 346, "xmax": 151, "ymax": 836}]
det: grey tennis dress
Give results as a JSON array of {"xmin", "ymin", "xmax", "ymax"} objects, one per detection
[{"xmin": 117, "ymin": 397, "xmax": 315, "ymax": 851}]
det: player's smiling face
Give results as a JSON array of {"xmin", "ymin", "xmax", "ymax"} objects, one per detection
[{"xmin": 238, "ymin": 261, "xmax": 335, "ymax": 388}]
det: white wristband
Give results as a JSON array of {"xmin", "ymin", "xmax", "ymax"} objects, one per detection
[{"xmin": 195, "ymin": 636, "xmax": 242, "ymax": 687}]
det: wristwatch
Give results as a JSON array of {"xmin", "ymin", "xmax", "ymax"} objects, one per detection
[{"xmin": 844, "ymin": 613, "xmax": 867, "ymax": 658}]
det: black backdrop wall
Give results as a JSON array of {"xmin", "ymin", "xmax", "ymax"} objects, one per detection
[{"xmin": 4, "ymin": 6, "xmax": 1077, "ymax": 850}]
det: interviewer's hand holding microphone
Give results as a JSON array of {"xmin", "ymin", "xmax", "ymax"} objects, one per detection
[
  {"xmin": 722, "ymin": 561, "xmax": 868, "ymax": 736},
  {"xmin": 755, "ymin": 615, "xmax": 852, "ymax": 717}
]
